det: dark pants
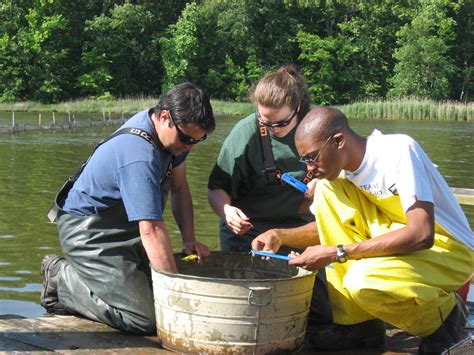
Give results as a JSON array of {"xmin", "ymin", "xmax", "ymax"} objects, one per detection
[
  {"xmin": 219, "ymin": 219, "xmax": 333, "ymax": 324},
  {"xmin": 56, "ymin": 203, "xmax": 156, "ymax": 334}
]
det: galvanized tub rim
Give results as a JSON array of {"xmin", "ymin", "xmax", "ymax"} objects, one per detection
[{"xmin": 151, "ymin": 252, "xmax": 315, "ymax": 282}]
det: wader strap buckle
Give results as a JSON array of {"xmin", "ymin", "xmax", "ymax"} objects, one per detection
[{"xmin": 257, "ymin": 120, "xmax": 280, "ymax": 182}]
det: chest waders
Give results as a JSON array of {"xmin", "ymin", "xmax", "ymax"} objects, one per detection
[{"xmin": 48, "ymin": 128, "xmax": 173, "ymax": 335}]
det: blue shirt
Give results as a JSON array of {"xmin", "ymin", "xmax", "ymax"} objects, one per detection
[{"xmin": 63, "ymin": 109, "xmax": 187, "ymax": 221}]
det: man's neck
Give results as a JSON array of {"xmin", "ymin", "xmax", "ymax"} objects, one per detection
[
  {"xmin": 150, "ymin": 111, "xmax": 170, "ymax": 154},
  {"xmin": 346, "ymin": 135, "xmax": 367, "ymax": 172}
]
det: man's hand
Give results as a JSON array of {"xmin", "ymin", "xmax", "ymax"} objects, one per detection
[
  {"xmin": 288, "ymin": 245, "xmax": 336, "ymax": 271},
  {"xmin": 298, "ymin": 178, "xmax": 318, "ymax": 214},
  {"xmin": 224, "ymin": 204, "xmax": 253, "ymax": 235},
  {"xmin": 183, "ymin": 240, "xmax": 210, "ymax": 261},
  {"xmin": 304, "ymin": 178, "xmax": 318, "ymax": 200},
  {"xmin": 251, "ymin": 229, "xmax": 282, "ymax": 253}
]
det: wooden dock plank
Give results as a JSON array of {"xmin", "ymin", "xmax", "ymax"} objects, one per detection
[
  {"xmin": 452, "ymin": 187, "xmax": 474, "ymax": 206},
  {"xmin": 0, "ymin": 315, "xmax": 169, "ymax": 353},
  {"xmin": 0, "ymin": 315, "xmax": 470, "ymax": 354},
  {"xmin": 0, "ymin": 337, "xmax": 45, "ymax": 352},
  {"xmin": 0, "ymin": 314, "xmax": 421, "ymax": 354}
]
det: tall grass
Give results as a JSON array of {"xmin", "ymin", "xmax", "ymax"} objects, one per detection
[
  {"xmin": 0, "ymin": 98, "xmax": 255, "ymax": 117},
  {"xmin": 338, "ymin": 99, "xmax": 473, "ymax": 121},
  {"xmin": 0, "ymin": 98, "xmax": 472, "ymax": 121}
]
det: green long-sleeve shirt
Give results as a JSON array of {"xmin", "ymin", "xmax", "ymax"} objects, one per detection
[{"xmin": 208, "ymin": 113, "xmax": 313, "ymax": 232}]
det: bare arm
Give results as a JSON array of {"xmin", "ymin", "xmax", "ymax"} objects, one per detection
[
  {"xmin": 207, "ymin": 188, "xmax": 231, "ymax": 219},
  {"xmin": 208, "ymin": 188, "xmax": 253, "ymax": 235},
  {"xmin": 344, "ymin": 200, "xmax": 435, "ymax": 258},
  {"xmin": 251, "ymin": 221, "xmax": 319, "ymax": 252},
  {"xmin": 139, "ymin": 219, "xmax": 178, "ymax": 273},
  {"xmin": 170, "ymin": 163, "xmax": 209, "ymax": 258},
  {"xmin": 170, "ymin": 163, "xmax": 195, "ymax": 242},
  {"xmin": 289, "ymin": 200, "xmax": 435, "ymax": 270}
]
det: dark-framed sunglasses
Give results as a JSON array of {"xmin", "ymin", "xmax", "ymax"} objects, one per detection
[
  {"xmin": 256, "ymin": 108, "xmax": 298, "ymax": 128},
  {"xmin": 299, "ymin": 134, "xmax": 334, "ymax": 164},
  {"xmin": 168, "ymin": 110, "xmax": 207, "ymax": 145}
]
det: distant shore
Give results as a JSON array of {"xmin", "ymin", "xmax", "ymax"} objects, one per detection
[{"xmin": 0, "ymin": 98, "xmax": 472, "ymax": 121}]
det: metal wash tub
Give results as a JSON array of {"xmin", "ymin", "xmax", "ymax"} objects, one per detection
[{"xmin": 151, "ymin": 252, "xmax": 315, "ymax": 354}]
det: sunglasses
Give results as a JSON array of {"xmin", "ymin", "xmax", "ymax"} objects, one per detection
[
  {"xmin": 299, "ymin": 134, "xmax": 334, "ymax": 164},
  {"xmin": 256, "ymin": 108, "xmax": 298, "ymax": 128},
  {"xmin": 168, "ymin": 110, "xmax": 207, "ymax": 145}
]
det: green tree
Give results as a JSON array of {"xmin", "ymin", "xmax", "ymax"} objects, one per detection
[
  {"xmin": 297, "ymin": 31, "xmax": 339, "ymax": 105},
  {"xmin": 161, "ymin": 0, "xmax": 327, "ymax": 100},
  {"xmin": 450, "ymin": 0, "xmax": 473, "ymax": 101},
  {"xmin": 337, "ymin": 1, "xmax": 412, "ymax": 100},
  {"xmin": 0, "ymin": 0, "xmax": 28, "ymax": 101},
  {"xmin": 159, "ymin": 2, "xmax": 202, "ymax": 92},
  {"xmin": 79, "ymin": 3, "xmax": 159, "ymax": 98},
  {"xmin": 389, "ymin": 0, "xmax": 458, "ymax": 100},
  {"xmin": 0, "ymin": 0, "xmax": 69, "ymax": 102}
]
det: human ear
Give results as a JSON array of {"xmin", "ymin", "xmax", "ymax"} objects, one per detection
[{"xmin": 332, "ymin": 133, "xmax": 344, "ymax": 148}]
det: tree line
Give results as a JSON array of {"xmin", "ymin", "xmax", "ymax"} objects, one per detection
[{"xmin": 0, "ymin": 0, "xmax": 471, "ymax": 105}]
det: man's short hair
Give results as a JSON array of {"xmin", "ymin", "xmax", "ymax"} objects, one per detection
[{"xmin": 156, "ymin": 82, "xmax": 215, "ymax": 133}]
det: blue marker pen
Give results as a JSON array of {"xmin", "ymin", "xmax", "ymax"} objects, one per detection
[
  {"xmin": 281, "ymin": 173, "xmax": 308, "ymax": 193},
  {"xmin": 250, "ymin": 250, "xmax": 335, "ymax": 269},
  {"xmin": 250, "ymin": 250, "xmax": 292, "ymax": 261}
]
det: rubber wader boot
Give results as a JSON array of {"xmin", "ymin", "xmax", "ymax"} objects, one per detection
[
  {"xmin": 40, "ymin": 254, "xmax": 72, "ymax": 315},
  {"xmin": 418, "ymin": 295, "xmax": 468, "ymax": 354}
]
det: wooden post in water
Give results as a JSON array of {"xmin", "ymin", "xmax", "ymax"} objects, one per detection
[
  {"xmin": 11, "ymin": 111, "xmax": 18, "ymax": 133},
  {"xmin": 52, "ymin": 112, "xmax": 56, "ymax": 127},
  {"xmin": 38, "ymin": 112, "xmax": 42, "ymax": 128},
  {"xmin": 68, "ymin": 112, "xmax": 71, "ymax": 129}
]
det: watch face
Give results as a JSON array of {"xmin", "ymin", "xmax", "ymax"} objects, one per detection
[
  {"xmin": 337, "ymin": 255, "xmax": 348, "ymax": 263},
  {"xmin": 336, "ymin": 245, "xmax": 348, "ymax": 263}
]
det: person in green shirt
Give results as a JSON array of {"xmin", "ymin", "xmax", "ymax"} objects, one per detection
[
  {"xmin": 208, "ymin": 65, "xmax": 332, "ymax": 328},
  {"xmin": 207, "ymin": 65, "xmax": 315, "ymax": 254}
]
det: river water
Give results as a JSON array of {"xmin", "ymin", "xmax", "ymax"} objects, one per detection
[{"xmin": 0, "ymin": 113, "xmax": 473, "ymax": 318}]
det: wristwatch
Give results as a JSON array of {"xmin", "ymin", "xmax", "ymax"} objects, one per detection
[{"xmin": 335, "ymin": 245, "xmax": 348, "ymax": 263}]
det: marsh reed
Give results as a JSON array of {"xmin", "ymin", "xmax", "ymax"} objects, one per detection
[{"xmin": 338, "ymin": 99, "xmax": 473, "ymax": 121}]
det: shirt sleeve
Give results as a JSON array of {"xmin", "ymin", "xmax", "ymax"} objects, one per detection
[
  {"xmin": 395, "ymin": 137, "xmax": 435, "ymax": 213},
  {"xmin": 207, "ymin": 131, "xmax": 247, "ymax": 198},
  {"xmin": 115, "ymin": 160, "xmax": 164, "ymax": 221},
  {"xmin": 208, "ymin": 147, "xmax": 238, "ymax": 196}
]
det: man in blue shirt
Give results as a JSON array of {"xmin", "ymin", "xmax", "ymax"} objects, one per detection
[{"xmin": 40, "ymin": 82, "xmax": 215, "ymax": 334}]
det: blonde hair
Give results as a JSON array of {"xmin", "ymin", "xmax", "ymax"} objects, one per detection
[{"xmin": 250, "ymin": 65, "xmax": 310, "ymax": 120}]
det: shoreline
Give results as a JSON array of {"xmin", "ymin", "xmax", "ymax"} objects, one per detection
[{"xmin": 0, "ymin": 99, "xmax": 472, "ymax": 122}]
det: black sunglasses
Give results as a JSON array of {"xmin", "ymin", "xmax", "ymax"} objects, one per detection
[
  {"xmin": 256, "ymin": 108, "xmax": 298, "ymax": 128},
  {"xmin": 168, "ymin": 110, "xmax": 207, "ymax": 145}
]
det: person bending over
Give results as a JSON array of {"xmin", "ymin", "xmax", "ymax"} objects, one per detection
[
  {"xmin": 40, "ymin": 82, "xmax": 215, "ymax": 334},
  {"xmin": 252, "ymin": 106, "xmax": 473, "ymax": 353}
]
